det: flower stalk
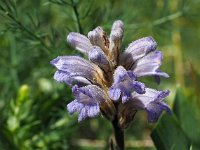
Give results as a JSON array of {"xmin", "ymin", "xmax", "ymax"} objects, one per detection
[
  {"xmin": 112, "ymin": 113, "xmax": 124, "ymax": 150},
  {"xmin": 112, "ymin": 117, "xmax": 124, "ymax": 150}
]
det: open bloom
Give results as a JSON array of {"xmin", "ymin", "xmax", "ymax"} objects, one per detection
[{"xmin": 51, "ymin": 20, "xmax": 171, "ymax": 127}]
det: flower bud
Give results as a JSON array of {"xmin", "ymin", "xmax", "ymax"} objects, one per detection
[
  {"xmin": 88, "ymin": 27, "xmax": 109, "ymax": 55},
  {"xmin": 67, "ymin": 32, "xmax": 93, "ymax": 54},
  {"xmin": 109, "ymin": 20, "xmax": 124, "ymax": 67}
]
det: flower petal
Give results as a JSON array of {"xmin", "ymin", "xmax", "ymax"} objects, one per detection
[
  {"xmin": 88, "ymin": 46, "xmax": 113, "ymax": 79},
  {"xmin": 53, "ymin": 70, "xmax": 92, "ymax": 86},
  {"xmin": 108, "ymin": 66, "xmax": 145, "ymax": 103},
  {"xmin": 109, "ymin": 20, "xmax": 124, "ymax": 67},
  {"xmin": 118, "ymin": 88, "xmax": 170, "ymax": 128},
  {"xmin": 132, "ymin": 50, "xmax": 169, "ymax": 78},
  {"xmin": 88, "ymin": 27, "xmax": 109, "ymax": 54},
  {"xmin": 67, "ymin": 99, "xmax": 83, "ymax": 115},
  {"xmin": 89, "ymin": 46, "xmax": 109, "ymax": 65},
  {"xmin": 130, "ymin": 88, "xmax": 171, "ymax": 122},
  {"xmin": 78, "ymin": 105, "xmax": 100, "ymax": 121},
  {"xmin": 108, "ymin": 87, "xmax": 121, "ymax": 101},
  {"xmin": 120, "ymin": 37, "xmax": 157, "ymax": 69},
  {"xmin": 67, "ymin": 85, "xmax": 106, "ymax": 121},
  {"xmin": 110, "ymin": 20, "xmax": 124, "ymax": 44},
  {"xmin": 51, "ymin": 56, "xmax": 105, "ymax": 85},
  {"xmin": 67, "ymin": 32, "xmax": 93, "ymax": 54},
  {"xmin": 146, "ymin": 102, "xmax": 171, "ymax": 122},
  {"xmin": 51, "ymin": 56, "xmax": 94, "ymax": 70}
]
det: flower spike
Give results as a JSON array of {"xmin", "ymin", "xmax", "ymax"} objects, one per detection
[{"xmin": 51, "ymin": 20, "xmax": 170, "ymax": 127}]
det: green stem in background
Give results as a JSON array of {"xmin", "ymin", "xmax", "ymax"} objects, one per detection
[
  {"xmin": 70, "ymin": 0, "xmax": 83, "ymax": 34},
  {"xmin": 151, "ymin": 11, "xmax": 182, "ymax": 26},
  {"xmin": 112, "ymin": 116, "xmax": 124, "ymax": 150},
  {"xmin": 0, "ymin": 2, "xmax": 51, "ymax": 55},
  {"xmin": 172, "ymin": 31, "xmax": 184, "ymax": 86},
  {"xmin": 125, "ymin": 11, "xmax": 183, "ymax": 30}
]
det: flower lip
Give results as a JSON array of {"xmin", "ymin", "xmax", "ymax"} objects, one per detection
[
  {"xmin": 67, "ymin": 99, "xmax": 100, "ymax": 122},
  {"xmin": 130, "ymin": 88, "xmax": 171, "ymax": 122},
  {"xmin": 50, "ymin": 56, "xmax": 60, "ymax": 66},
  {"xmin": 125, "ymin": 36, "xmax": 157, "ymax": 53},
  {"xmin": 109, "ymin": 66, "xmax": 146, "ymax": 103},
  {"xmin": 155, "ymin": 89, "xmax": 170, "ymax": 102},
  {"xmin": 108, "ymin": 87, "xmax": 121, "ymax": 101},
  {"xmin": 131, "ymin": 50, "xmax": 169, "ymax": 78},
  {"xmin": 72, "ymin": 84, "xmax": 105, "ymax": 103},
  {"xmin": 67, "ymin": 84, "xmax": 107, "ymax": 121},
  {"xmin": 120, "ymin": 36, "xmax": 157, "ymax": 69}
]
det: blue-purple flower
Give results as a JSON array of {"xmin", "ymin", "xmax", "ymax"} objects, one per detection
[
  {"xmin": 51, "ymin": 20, "xmax": 171, "ymax": 127},
  {"xmin": 118, "ymin": 88, "xmax": 171, "ymax": 128},
  {"xmin": 67, "ymin": 85, "xmax": 105, "ymax": 121},
  {"xmin": 109, "ymin": 66, "xmax": 145, "ymax": 103}
]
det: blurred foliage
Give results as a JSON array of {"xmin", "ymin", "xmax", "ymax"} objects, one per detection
[
  {"xmin": 0, "ymin": 0, "xmax": 200, "ymax": 149},
  {"xmin": 151, "ymin": 87, "xmax": 200, "ymax": 150}
]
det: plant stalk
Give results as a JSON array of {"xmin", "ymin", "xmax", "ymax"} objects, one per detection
[{"xmin": 111, "ymin": 116, "xmax": 124, "ymax": 150}]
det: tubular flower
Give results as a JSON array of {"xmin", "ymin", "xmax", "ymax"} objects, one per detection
[
  {"xmin": 118, "ymin": 88, "xmax": 171, "ymax": 129},
  {"xmin": 51, "ymin": 20, "xmax": 171, "ymax": 127},
  {"xmin": 108, "ymin": 66, "xmax": 145, "ymax": 103},
  {"xmin": 67, "ymin": 85, "xmax": 106, "ymax": 122}
]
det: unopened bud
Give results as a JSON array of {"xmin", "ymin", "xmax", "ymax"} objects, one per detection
[
  {"xmin": 67, "ymin": 32, "xmax": 93, "ymax": 54},
  {"xmin": 88, "ymin": 27, "xmax": 109, "ymax": 55}
]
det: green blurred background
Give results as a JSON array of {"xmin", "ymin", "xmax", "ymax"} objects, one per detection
[{"xmin": 0, "ymin": 0, "xmax": 200, "ymax": 149}]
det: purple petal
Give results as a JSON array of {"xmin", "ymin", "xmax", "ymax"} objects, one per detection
[
  {"xmin": 89, "ymin": 46, "xmax": 109, "ymax": 65},
  {"xmin": 53, "ymin": 70, "xmax": 92, "ymax": 86},
  {"xmin": 110, "ymin": 32, "xmax": 123, "ymax": 45},
  {"xmin": 67, "ymin": 32, "xmax": 93, "ymax": 54},
  {"xmin": 72, "ymin": 85, "xmax": 105, "ymax": 103},
  {"xmin": 132, "ymin": 50, "xmax": 169, "ymax": 78},
  {"xmin": 109, "ymin": 20, "xmax": 124, "ymax": 67},
  {"xmin": 108, "ymin": 87, "xmax": 121, "ymax": 101},
  {"xmin": 111, "ymin": 20, "xmax": 124, "ymax": 31},
  {"xmin": 122, "ymin": 94, "xmax": 129, "ymax": 102},
  {"xmin": 67, "ymin": 99, "xmax": 83, "ymax": 114},
  {"xmin": 132, "ymin": 81, "xmax": 146, "ymax": 94},
  {"xmin": 88, "ymin": 27, "xmax": 109, "ymax": 52},
  {"xmin": 129, "ymin": 88, "xmax": 171, "ymax": 123},
  {"xmin": 78, "ymin": 105, "xmax": 100, "ymax": 121},
  {"xmin": 53, "ymin": 70, "xmax": 70, "ymax": 84},
  {"xmin": 110, "ymin": 20, "xmax": 124, "ymax": 41},
  {"xmin": 88, "ymin": 46, "xmax": 112, "ymax": 75},
  {"xmin": 51, "ymin": 56, "xmax": 103, "ymax": 84},
  {"xmin": 51, "ymin": 56, "xmax": 93, "ymax": 70},
  {"xmin": 109, "ymin": 66, "xmax": 145, "ymax": 102},
  {"xmin": 146, "ymin": 102, "xmax": 171, "ymax": 123},
  {"xmin": 67, "ymin": 85, "xmax": 105, "ymax": 121},
  {"xmin": 120, "ymin": 37, "xmax": 157, "ymax": 69},
  {"xmin": 113, "ymin": 66, "xmax": 130, "ymax": 84}
]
